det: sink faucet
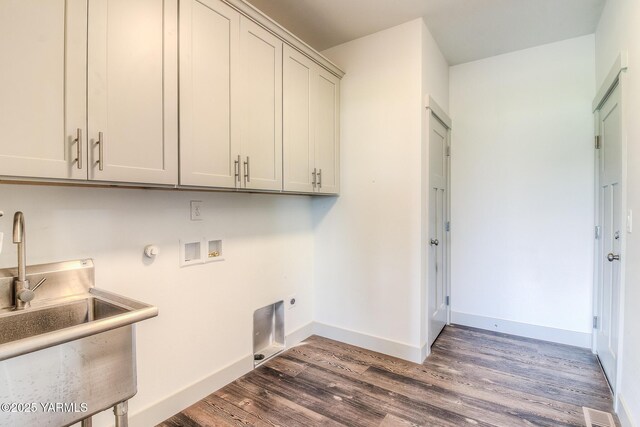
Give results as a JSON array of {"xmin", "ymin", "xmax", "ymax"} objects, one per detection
[{"xmin": 12, "ymin": 212, "xmax": 46, "ymax": 310}]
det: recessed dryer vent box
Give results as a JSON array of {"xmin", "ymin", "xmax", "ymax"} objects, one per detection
[{"xmin": 253, "ymin": 300, "xmax": 284, "ymax": 367}]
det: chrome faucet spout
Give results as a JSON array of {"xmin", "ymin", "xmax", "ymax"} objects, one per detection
[
  {"xmin": 13, "ymin": 211, "xmax": 30, "ymax": 309},
  {"xmin": 13, "ymin": 212, "xmax": 26, "ymax": 281}
]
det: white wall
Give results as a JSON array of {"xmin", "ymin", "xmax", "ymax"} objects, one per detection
[
  {"xmin": 449, "ymin": 35, "xmax": 596, "ymax": 346},
  {"xmin": 0, "ymin": 184, "xmax": 314, "ymax": 426},
  {"xmin": 421, "ymin": 21, "xmax": 449, "ymax": 112},
  {"xmin": 596, "ymin": 0, "xmax": 640, "ymax": 424},
  {"xmin": 313, "ymin": 18, "xmax": 449, "ymax": 361}
]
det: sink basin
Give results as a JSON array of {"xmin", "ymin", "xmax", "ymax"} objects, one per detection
[
  {"xmin": 0, "ymin": 297, "xmax": 127, "ymax": 345},
  {"xmin": 0, "ymin": 288, "xmax": 158, "ymax": 362}
]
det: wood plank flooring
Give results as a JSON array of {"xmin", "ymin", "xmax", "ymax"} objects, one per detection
[{"xmin": 158, "ymin": 325, "xmax": 618, "ymax": 426}]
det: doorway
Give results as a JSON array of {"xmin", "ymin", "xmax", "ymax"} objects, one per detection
[
  {"xmin": 426, "ymin": 98, "xmax": 451, "ymax": 348},
  {"xmin": 593, "ymin": 57, "xmax": 627, "ymax": 392}
]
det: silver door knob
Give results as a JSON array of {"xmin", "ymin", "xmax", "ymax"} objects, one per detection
[
  {"xmin": 430, "ymin": 239, "xmax": 439, "ymax": 246},
  {"xmin": 607, "ymin": 253, "xmax": 620, "ymax": 262}
]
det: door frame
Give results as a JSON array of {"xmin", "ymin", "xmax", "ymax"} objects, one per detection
[
  {"xmin": 591, "ymin": 52, "xmax": 628, "ymax": 405},
  {"xmin": 423, "ymin": 95, "xmax": 452, "ymax": 358}
]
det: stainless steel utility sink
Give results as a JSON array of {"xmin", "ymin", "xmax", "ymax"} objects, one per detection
[
  {"xmin": 0, "ymin": 259, "xmax": 158, "ymax": 427},
  {"xmin": 0, "ymin": 287, "xmax": 157, "ymax": 362},
  {"xmin": 0, "ymin": 297, "xmax": 127, "ymax": 345}
]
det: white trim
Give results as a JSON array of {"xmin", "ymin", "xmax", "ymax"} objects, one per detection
[
  {"xmin": 313, "ymin": 321, "xmax": 423, "ymax": 363},
  {"xmin": 420, "ymin": 341, "xmax": 430, "ymax": 362},
  {"xmin": 221, "ymin": 0, "xmax": 344, "ymax": 78},
  {"xmin": 593, "ymin": 51, "xmax": 628, "ymax": 112},
  {"xmin": 286, "ymin": 321, "xmax": 315, "ymax": 347},
  {"xmin": 424, "ymin": 95, "xmax": 452, "ymax": 129},
  {"xmin": 592, "ymin": 61, "xmax": 629, "ymax": 401},
  {"xmin": 128, "ymin": 323, "xmax": 316, "ymax": 426},
  {"xmin": 617, "ymin": 394, "xmax": 636, "ymax": 427},
  {"xmin": 129, "ymin": 354, "xmax": 253, "ymax": 426},
  {"xmin": 451, "ymin": 311, "xmax": 592, "ymax": 348}
]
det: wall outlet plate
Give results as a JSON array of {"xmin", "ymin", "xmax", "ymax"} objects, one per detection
[
  {"xmin": 287, "ymin": 294, "xmax": 297, "ymax": 309},
  {"xmin": 190, "ymin": 200, "xmax": 203, "ymax": 221}
]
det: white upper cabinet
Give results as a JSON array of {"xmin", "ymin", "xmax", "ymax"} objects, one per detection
[
  {"xmin": 283, "ymin": 46, "xmax": 315, "ymax": 193},
  {"xmin": 283, "ymin": 46, "xmax": 340, "ymax": 194},
  {"xmin": 315, "ymin": 68, "xmax": 340, "ymax": 194},
  {"xmin": 0, "ymin": 0, "xmax": 341, "ymax": 193},
  {"xmin": 0, "ymin": 0, "xmax": 87, "ymax": 180},
  {"xmin": 88, "ymin": 0, "xmax": 178, "ymax": 185},
  {"xmin": 179, "ymin": 0, "xmax": 240, "ymax": 188},
  {"xmin": 239, "ymin": 17, "xmax": 283, "ymax": 191}
]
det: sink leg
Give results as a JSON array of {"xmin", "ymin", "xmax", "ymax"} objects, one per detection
[
  {"xmin": 80, "ymin": 417, "xmax": 92, "ymax": 427},
  {"xmin": 113, "ymin": 401, "xmax": 129, "ymax": 427}
]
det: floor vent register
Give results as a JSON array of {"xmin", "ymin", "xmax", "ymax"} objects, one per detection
[{"xmin": 583, "ymin": 407, "xmax": 616, "ymax": 427}]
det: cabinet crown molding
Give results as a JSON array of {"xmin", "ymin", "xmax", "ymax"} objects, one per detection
[{"xmin": 221, "ymin": 0, "xmax": 345, "ymax": 78}]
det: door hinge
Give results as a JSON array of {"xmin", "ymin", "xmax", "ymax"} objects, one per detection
[
  {"xmin": 445, "ymin": 221, "xmax": 450, "ymax": 232},
  {"xmin": 446, "ymin": 145, "xmax": 451, "ymax": 157},
  {"xmin": 593, "ymin": 316, "xmax": 599, "ymax": 329},
  {"xmin": 595, "ymin": 225, "xmax": 601, "ymax": 240},
  {"xmin": 595, "ymin": 135, "xmax": 601, "ymax": 149},
  {"xmin": 445, "ymin": 296, "xmax": 450, "ymax": 306}
]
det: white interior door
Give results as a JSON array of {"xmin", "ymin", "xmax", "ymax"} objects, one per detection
[
  {"xmin": 0, "ymin": 0, "xmax": 86, "ymax": 180},
  {"xmin": 428, "ymin": 112, "xmax": 450, "ymax": 347},
  {"xmin": 596, "ymin": 82, "xmax": 623, "ymax": 388}
]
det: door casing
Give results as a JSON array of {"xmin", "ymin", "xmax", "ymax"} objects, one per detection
[
  {"xmin": 424, "ymin": 96, "xmax": 452, "ymax": 354},
  {"xmin": 592, "ymin": 52, "xmax": 628, "ymax": 406}
]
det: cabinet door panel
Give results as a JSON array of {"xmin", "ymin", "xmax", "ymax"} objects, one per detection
[
  {"xmin": 0, "ymin": 0, "xmax": 86, "ymax": 180},
  {"xmin": 240, "ymin": 17, "xmax": 282, "ymax": 191},
  {"xmin": 315, "ymin": 69, "xmax": 340, "ymax": 194},
  {"xmin": 283, "ymin": 46, "xmax": 315, "ymax": 193},
  {"xmin": 88, "ymin": 0, "xmax": 178, "ymax": 185},
  {"xmin": 180, "ymin": 0, "xmax": 240, "ymax": 188}
]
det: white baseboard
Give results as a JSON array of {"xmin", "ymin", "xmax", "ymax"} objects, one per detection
[
  {"xmin": 128, "ymin": 322, "xmax": 316, "ymax": 427},
  {"xmin": 287, "ymin": 321, "xmax": 316, "ymax": 347},
  {"xmin": 129, "ymin": 354, "xmax": 253, "ymax": 427},
  {"xmin": 420, "ymin": 341, "xmax": 430, "ymax": 362},
  {"xmin": 450, "ymin": 311, "xmax": 592, "ymax": 348},
  {"xmin": 313, "ymin": 321, "xmax": 423, "ymax": 363},
  {"xmin": 618, "ymin": 393, "xmax": 636, "ymax": 427}
]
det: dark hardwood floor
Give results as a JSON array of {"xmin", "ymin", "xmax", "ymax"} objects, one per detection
[{"xmin": 159, "ymin": 325, "xmax": 618, "ymax": 426}]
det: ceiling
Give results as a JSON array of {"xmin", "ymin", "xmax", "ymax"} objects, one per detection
[{"xmin": 244, "ymin": 0, "xmax": 606, "ymax": 65}]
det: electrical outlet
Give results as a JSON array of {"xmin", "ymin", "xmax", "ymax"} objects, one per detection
[
  {"xmin": 287, "ymin": 294, "xmax": 298, "ymax": 309},
  {"xmin": 190, "ymin": 200, "xmax": 203, "ymax": 221}
]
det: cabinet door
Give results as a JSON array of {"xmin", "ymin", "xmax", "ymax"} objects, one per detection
[
  {"xmin": 283, "ymin": 45, "xmax": 315, "ymax": 193},
  {"xmin": 179, "ymin": 0, "xmax": 240, "ymax": 188},
  {"xmin": 88, "ymin": 0, "xmax": 178, "ymax": 185},
  {"xmin": 239, "ymin": 17, "xmax": 282, "ymax": 191},
  {"xmin": 0, "ymin": 0, "xmax": 86, "ymax": 180},
  {"xmin": 315, "ymin": 69, "xmax": 340, "ymax": 194}
]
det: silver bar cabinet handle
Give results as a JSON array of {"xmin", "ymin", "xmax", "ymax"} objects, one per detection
[
  {"xmin": 317, "ymin": 168, "xmax": 322, "ymax": 188},
  {"xmin": 244, "ymin": 156, "xmax": 250, "ymax": 183},
  {"xmin": 96, "ymin": 132, "xmax": 104, "ymax": 171},
  {"xmin": 234, "ymin": 155, "xmax": 241, "ymax": 183},
  {"xmin": 75, "ymin": 128, "xmax": 83, "ymax": 169},
  {"xmin": 312, "ymin": 168, "xmax": 317, "ymax": 188}
]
